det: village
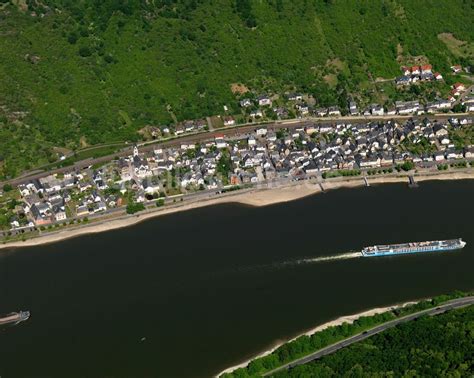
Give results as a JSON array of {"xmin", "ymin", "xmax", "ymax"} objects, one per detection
[
  {"xmin": 1, "ymin": 113, "xmax": 473, "ymax": 237},
  {"xmin": 143, "ymin": 63, "xmax": 474, "ymax": 139},
  {"xmin": 1, "ymin": 63, "xmax": 474, "ymax": 237}
]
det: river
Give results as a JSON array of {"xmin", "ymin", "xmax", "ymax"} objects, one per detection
[{"xmin": 0, "ymin": 180, "xmax": 473, "ymax": 377}]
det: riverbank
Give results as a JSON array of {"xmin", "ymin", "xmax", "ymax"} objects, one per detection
[
  {"xmin": 1, "ymin": 170, "xmax": 473, "ymax": 249},
  {"xmin": 216, "ymin": 300, "xmax": 418, "ymax": 377}
]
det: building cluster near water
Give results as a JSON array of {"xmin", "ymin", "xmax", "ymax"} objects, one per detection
[
  {"xmin": 2, "ymin": 116, "xmax": 474, "ymax": 234},
  {"xmin": 142, "ymin": 72, "xmax": 473, "ymax": 140},
  {"xmin": 235, "ymin": 91, "xmax": 473, "ymax": 125}
]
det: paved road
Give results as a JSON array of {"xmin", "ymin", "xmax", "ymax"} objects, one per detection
[
  {"xmin": 5, "ymin": 166, "xmax": 473, "ymax": 239},
  {"xmin": 263, "ymin": 296, "xmax": 474, "ymax": 376},
  {"xmin": 1, "ymin": 113, "xmax": 471, "ymax": 187}
]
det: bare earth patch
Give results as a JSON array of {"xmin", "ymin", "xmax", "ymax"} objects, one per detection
[
  {"xmin": 323, "ymin": 74, "xmax": 338, "ymax": 87},
  {"xmin": 438, "ymin": 33, "xmax": 474, "ymax": 59},
  {"xmin": 11, "ymin": 0, "xmax": 28, "ymax": 11},
  {"xmin": 398, "ymin": 54, "xmax": 431, "ymax": 68},
  {"xmin": 209, "ymin": 115, "xmax": 224, "ymax": 129},
  {"xmin": 396, "ymin": 43, "xmax": 404, "ymax": 63},
  {"xmin": 323, "ymin": 58, "xmax": 350, "ymax": 87},
  {"xmin": 79, "ymin": 136, "xmax": 88, "ymax": 148},
  {"xmin": 394, "ymin": 4, "xmax": 406, "ymax": 19},
  {"xmin": 230, "ymin": 83, "xmax": 249, "ymax": 95},
  {"xmin": 325, "ymin": 58, "xmax": 345, "ymax": 71},
  {"xmin": 52, "ymin": 147, "xmax": 72, "ymax": 156}
]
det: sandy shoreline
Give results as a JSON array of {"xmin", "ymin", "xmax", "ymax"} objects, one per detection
[
  {"xmin": 1, "ymin": 171, "xmax": 473, "ymax": 250},
  {"xmin": 216, "ymin": 300, "xmax": 418, "ymax": 377}
]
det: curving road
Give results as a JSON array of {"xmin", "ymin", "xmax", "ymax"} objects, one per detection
[{"xmin": 263, "ymin": 296, "xmax": 474, "ymax": 376}]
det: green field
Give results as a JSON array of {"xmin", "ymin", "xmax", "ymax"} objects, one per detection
[{"xmin": 0, "ymin": 0, "xmax": 473, "ymax": 178}]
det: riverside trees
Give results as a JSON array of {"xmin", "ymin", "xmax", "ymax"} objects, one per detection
[{"xmin": 276, "ymin": 304, "xmax": 474, "ymax": 377}]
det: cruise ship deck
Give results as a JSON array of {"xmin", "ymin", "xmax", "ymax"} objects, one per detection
[
  {"xmin": 362, "ymin": 238, "xmax": 466, "ymax": 257},
  {"xmin": 375, "ymin": 239, "xmax": 460, "ymax": 251}
]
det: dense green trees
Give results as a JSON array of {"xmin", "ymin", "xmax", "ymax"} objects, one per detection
[
  {"xmin": 223, "ymin": 292, "xmax": 471, "ymax": 377},
  {"xmin": 235, "ymin": 0, "xmax": 257, "ymax": 28},
  {"xmin": 322, "ymin": 170, "xmax": 361, "ymax": 179},
  {"xmin": 399, "ymin": 161, "xmax": 415, "ymax": 171},
  {"xmin": 276, "ymin": 304, "xmax": 474, "ymax": 377},
  {"xmin": 217, "ymin": 150, "xmax": 232, "ymax": 184},
  {"xmin": 126, "ymin": 201, "xmax": 145, "ymax": 214},
  {"xmin": 0, "ymin": 1, "xmax": 472, "ymax": 178}
]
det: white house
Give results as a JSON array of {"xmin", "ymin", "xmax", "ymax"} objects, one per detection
[
  {"xmin": 184, "ymin": 121, "xmax": 195, "ymax": 132},
  {"xmin": 258, "ymin": 96, "xmax": 272, "ymax": 106},
  {"xmin": 411, "ymin": 65, "xmax": 420, "ymax": 75},
  {"xmin": 256, "ymin": 128, "xmax": 267, "ymax": 136},
  {"xmin": 223, "ymin": 116, "xmax": 235, "ymax": 126},
  {"xmin": 446, "ymin": 150, "xmax": 463, "ymax": 160},
  {"xmin": 55, "ymin": 210, "xmax": 67, "ymax": 222},
  {"xmin": 359, "ymin": 157, "xmax": 381, "ymax": 168},
  {"xmin": 239, "ymin": 99, "xmax": 252, "ymax": 107},
  {"xmin": 462, "ymin": 98, "xmax": 474, "ymax": 112},
  {"xmin": 370, "ymin": 104, "xmax": 384, "ymax": 116},
  {"xmin": 439, "ymin": 136, "xmax": 450, "ymax": 145},
  {"xmin": 250, "ymin": 109, "xmax": 263, "ymax": 118},
  {"xmin": 451, "ymin": 65, "xmax": 462, "ymax": 73},
  {"xmin": 315, "ymin": 108, "xmax": 328, "ymax": 117},
  {"xmin": 433, "ymin": 151, "xmax": 445, "ymax": 161},
  {"xmin": 401, "ymin": 66, "xmax": 411, "ymax": 76},
  {"xmin": 349, "ymin": 101, "xmax": 358, "ymax": 115},
  {"xmin": 464, "ymin": 147, "xmax": 474, "ymax": 159},
  {"xmin": 328, "ymin": 107, "xmax": 341, "ymax": 116},
  {"xmin": 421, "ymin": 64, "xmax": 432, "ymax": 74},
  {"xmin": 143, "ymin": 181, "xmax": 160, "ymax": 195},
  {"xmin": 288, "ymin": 93, "xmax": 303, "ymax": 101},
  {"xmin": 215, "ymin": 136, "xmax": 227, "ymax": 149},
  {"xmin": 18, "ymin": 185, "xmax": 30, "ymax": 197}
]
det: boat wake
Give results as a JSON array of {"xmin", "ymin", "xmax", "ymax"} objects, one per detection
[
  {"xmin": 295, "ymin": 251, "xmax": 363, "ymax": 264},
  {"xmin": 234, "ymin": 251, "xmax": 363, "ymax": 274}
]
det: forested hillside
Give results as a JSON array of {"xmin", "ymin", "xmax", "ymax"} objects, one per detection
[
  {"xmin": 0, "ymin": 0, "xmax": 473, "ymax": 177},
  {"xmin": 275, "ymin": 304, "xmax": 474, "ymax": 377}
]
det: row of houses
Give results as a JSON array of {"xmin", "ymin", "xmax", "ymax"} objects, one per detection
[
  {"xmin": 118, "ymin": 118, "xmax": 474, "ymax": 188},
  {"xmin": 240, "ymin": 95, "xmax": 272, "ymax": 108},
  {"xmin": 396, "ymin": 64, "xmax": 443, "ymax": 86},
  {"xmin": 9, "ymin": 116, "xmax": 473, "ymax": 231},
  {"xmin": 247, "ymin": 95, "xmax": 469, "ymax": 121},
  {"xmin": 139, "ymin": 84, "xmax": 472, "ymax": 142},
  {"xmin": 16, "ymin": 168, "xmax": 119, "ymax": 227}
]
